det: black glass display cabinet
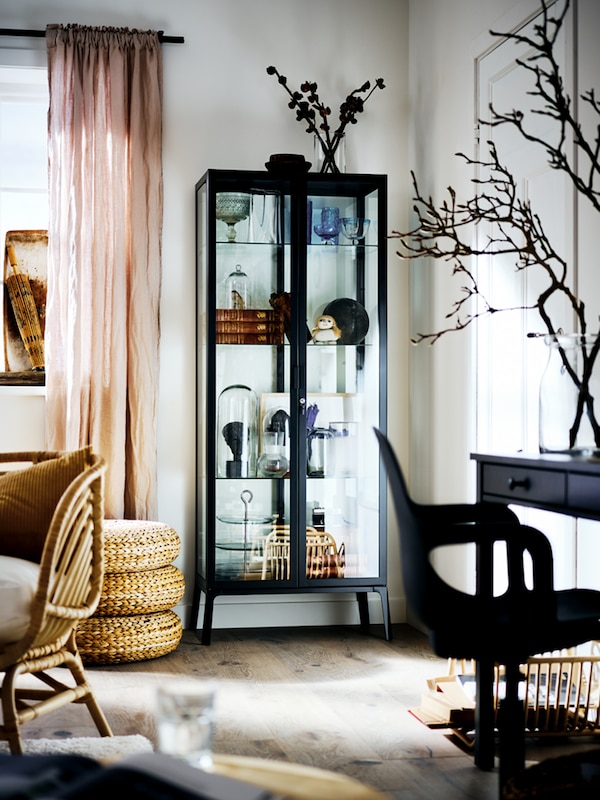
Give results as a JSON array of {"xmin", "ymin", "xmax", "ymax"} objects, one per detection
[{"xmin": 192, "ymin": 169, "xmax": 389, "ymax": 645}]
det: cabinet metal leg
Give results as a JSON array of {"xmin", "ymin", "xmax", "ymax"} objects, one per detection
[
  {"xmin": 357, "ymin": 592, "xmax": 370, "ymax": 630},
  {"xmin": 192, "ymin": 587, "xmax": 217, "ymax": 646},
  {"xmin": 190, "ymin": 579, "xmax": 202, "ymax": 631},
  {"xmin": 199, "ymin": 591, "xmax": 217, "ymax": 646},
  {"xmin": 356, "ymin": 589, "xmax": 392, "ymax": 640},
  {"xmin": 374, "ymin": 586, "xmax": 392, "ymax": 641}
]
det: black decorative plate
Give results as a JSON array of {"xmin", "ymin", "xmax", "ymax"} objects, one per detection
[{"xmin": 323, "ymin": 298, "xmax": 369, "ymax": 345}]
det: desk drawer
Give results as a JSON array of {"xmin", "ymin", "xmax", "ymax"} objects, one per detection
[
  {"xmin": 567, "ymin": 474, "xmax": 600, "ymax": 514},
  {"xmin": 482, "ymin": 464, "xmax": 566, "ymax": 505}
]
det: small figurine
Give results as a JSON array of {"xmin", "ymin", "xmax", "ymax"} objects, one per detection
[
  {"xmin": 231, "ymin": 289, "xmax": 245, "ymax": 309},
  {"xmin": 311, "ymin": 314, "xmax": 341, "ymax": 344}
]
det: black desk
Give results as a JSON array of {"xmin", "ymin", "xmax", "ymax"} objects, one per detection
[
  {"xmin": 469, "ymin": 452, "xmax": 600, "ymax": 771},
  {"xmin": 471, "ymin": 451, "xmax": 600, "ymax": 520}
]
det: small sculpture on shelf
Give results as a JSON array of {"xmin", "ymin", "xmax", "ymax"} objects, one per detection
[
  {"xmin": 217, "ymin": 384, "xmax": 258, "ymax": 478},
  {"xmin": 264, "ymin": 407, "xmax": 290, "ymax": 445},
  {"xmin": 226, "ymin": 263, "xmax": 250, "ymax": 309},
  {"xmin": 222, "ymin": 421, "xmax": 248, "ymax": 478},
  {"xmin": 311, "ymin": 314, "xmax": 341, "ymax": 345},
  {"xmin": 269, "ymin": 291, "xmax": 312, "ymax": 343}
]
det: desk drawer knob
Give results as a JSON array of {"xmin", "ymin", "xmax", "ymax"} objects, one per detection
[{"xmin": 508, "ymin": 477, "xmax": 530, "ymax": 491}]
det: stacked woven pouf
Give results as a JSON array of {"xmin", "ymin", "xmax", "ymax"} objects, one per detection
[{"xmin": 76, "ymin": 520, "xmax": 184, "ymax": 665}]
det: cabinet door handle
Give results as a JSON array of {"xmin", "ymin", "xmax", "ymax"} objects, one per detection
[{"xmin": 507, "ymin": 476, "xmax": 530, "ymax": 491}]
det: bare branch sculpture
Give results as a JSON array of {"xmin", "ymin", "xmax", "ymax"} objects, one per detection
[{"xmin": 390, "ymin": 0, "xmax": 600, "ymax": 451}]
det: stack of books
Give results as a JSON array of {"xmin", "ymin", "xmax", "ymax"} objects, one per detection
[
  {"xmin": 409, "ymin": 674, "xmax": 476, "ymax": 729},
  {"xmin": 216, "ymin": 309, "xmax": 284, "ymax": 344}
]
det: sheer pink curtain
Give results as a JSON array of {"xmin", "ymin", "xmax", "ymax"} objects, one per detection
[{"xmin": 45, "ymin": 25, "xmax": 163, "ymax": 519}]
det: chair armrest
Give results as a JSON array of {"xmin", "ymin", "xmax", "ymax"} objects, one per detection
[{"xmin": 420, "ymin": 501, "xmax": 519, "ymax": 526}]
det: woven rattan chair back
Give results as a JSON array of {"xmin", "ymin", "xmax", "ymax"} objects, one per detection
[
  {"xmin": 261, "ymin": 526, "xmax": 291, "ymax": 580},
  {"xmin": 261, "ymin": 526, "xmax": 342, "ymax": 580},
  {"xmin": 0, "ymin": 450, "xmax": 113, "ymax": 754},
  {"xmin": 306, "ymin": 530, "xmax": 342, "ymax": 579}
]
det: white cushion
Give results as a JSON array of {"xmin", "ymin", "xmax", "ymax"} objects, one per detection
[{"xmin": 0, "ymin": 555, "xmax": 40, "ymax": 645}]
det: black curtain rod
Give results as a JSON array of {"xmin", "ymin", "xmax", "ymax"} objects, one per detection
[{"xmin": 0, "ymin": 27, "xmax": 184, "ymax": 44}]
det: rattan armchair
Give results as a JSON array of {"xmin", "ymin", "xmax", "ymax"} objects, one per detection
[{"xmin": 0, "ymin": 449, "xmax": 113, "ymax": 754}]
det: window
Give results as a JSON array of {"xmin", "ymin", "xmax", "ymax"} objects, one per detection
[{"xmin": 0, "ymin": 60, "xmax": 48, "ymax": 374}]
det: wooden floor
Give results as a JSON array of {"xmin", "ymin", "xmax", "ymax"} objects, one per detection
[{"xmin": 20, "ymin": 624, "xmax": 600, "ymax": 799}]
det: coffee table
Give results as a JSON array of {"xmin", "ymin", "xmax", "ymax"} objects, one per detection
[{"xmin": 211, "ymin": 754, "xmax": 388, "ymax": 799}]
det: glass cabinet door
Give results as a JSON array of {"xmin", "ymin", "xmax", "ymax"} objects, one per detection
[
  {"xmin": 302, "ymin": 184, "xmax": 383, "ymax": 584},
  {"xmin": 209, "ymin": 180, "xmax": 291, "ymax": 583}
]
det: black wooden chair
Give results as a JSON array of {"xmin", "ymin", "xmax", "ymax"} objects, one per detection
[{"xmin": 374, "ymin": 428, "xmax": 600, "ymax": 794}]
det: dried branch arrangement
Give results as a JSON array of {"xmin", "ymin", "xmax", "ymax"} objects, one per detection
[
  {"xmin": 266, "ymin": 66, "xmax": 385, "ymax": 173},
  {"xmin": 390, "ymin": 0, "xmax": 600, "ymax": 450}
]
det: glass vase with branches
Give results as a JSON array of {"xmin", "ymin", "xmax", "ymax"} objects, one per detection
[{"xmin": 266, "ymin": 66, "xmax": 385, "ymax": 173}]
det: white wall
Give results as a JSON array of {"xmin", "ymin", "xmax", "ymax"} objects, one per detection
[
  {"xmin": 0, "ymin": 0, "xmax": 409, "ymax": 630},
  {"xmin": 406, "ymin": 0, "xmax": 551, "ymax": 507}
]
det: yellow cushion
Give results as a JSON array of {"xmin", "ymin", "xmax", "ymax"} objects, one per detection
[{"xmin": 0, "ymin": 447, "xmax": 94, "ymax": 562}]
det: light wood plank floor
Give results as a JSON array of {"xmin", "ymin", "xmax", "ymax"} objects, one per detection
[{"xmin": 20, "ymin": 624, "xmax": 600, "ymax": 799}]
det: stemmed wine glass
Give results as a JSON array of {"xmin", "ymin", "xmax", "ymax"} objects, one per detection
[
  {"xmin": 313, "ymin": 207, "xmax": 340, "ymax": 245},
  {"xmin": 341, "ymin": 217, "xmax": 370, "ymax": 246}
]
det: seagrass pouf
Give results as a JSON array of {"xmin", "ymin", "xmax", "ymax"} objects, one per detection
[{"xmin": 76, "ymin": 520, "xmax": 184, "ymax": 665}]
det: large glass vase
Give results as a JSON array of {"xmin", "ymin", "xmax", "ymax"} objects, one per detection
[{"xmin": 539, "ymin": 333, "xmax": 600, "ymax": 455}]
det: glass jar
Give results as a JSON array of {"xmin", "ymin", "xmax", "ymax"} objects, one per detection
[
  {"xmin": 539, "ymin": 333, "xmax": 600, "ymax": 455},
  {"xmin": 257, "ymin": 431, "xmax": 289, "ymax": 478},
  {"xmin": 249, "ymin": 191, "xmax": 280, "ymax": 244},
  {"xmin": 307, "ymin": 427, "xmax": 333, "ymax": 477},
  {"xmin": 217, "ymin": 384, "xmax": 258, "ymax": 477}
]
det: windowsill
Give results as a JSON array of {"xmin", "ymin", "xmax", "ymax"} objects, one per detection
[{"xmin": 0, "ymin": 371, "xmax": 45, "ymax": 388}]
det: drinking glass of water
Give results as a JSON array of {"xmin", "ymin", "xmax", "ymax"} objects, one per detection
[{"xmin": 156, "ymin": 680, "xmax": 216, "ymax": 769}]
